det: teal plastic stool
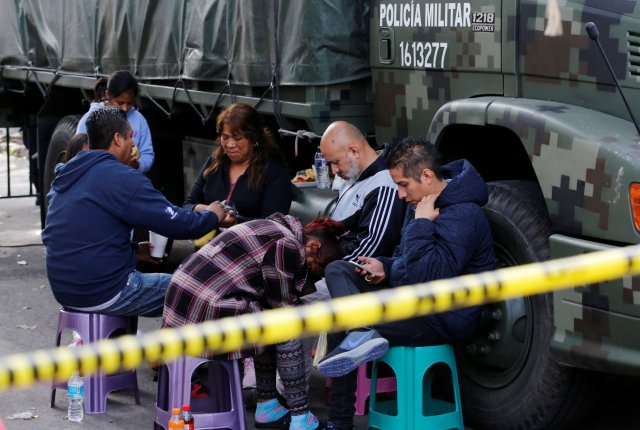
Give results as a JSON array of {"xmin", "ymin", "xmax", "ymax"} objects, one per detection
[{"xmin": 368, "ymin": 345, "xmax": 464, "ymax": 430}]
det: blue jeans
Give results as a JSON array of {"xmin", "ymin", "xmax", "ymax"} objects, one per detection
[{"xmin": 100, "ymin": 270, "xmax": 171, "ymax": 317}]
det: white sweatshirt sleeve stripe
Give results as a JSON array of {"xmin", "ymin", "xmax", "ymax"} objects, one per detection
[{"xmin": 343, "ymin": 185, "xmax": 396, "ymax": 260}]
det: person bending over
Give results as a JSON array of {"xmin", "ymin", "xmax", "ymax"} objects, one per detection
[{"xmin": 163, "ymin": 214, "xmax": 346, "ymax": 430}]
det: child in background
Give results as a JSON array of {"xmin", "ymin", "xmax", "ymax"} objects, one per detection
[
  {"xmin": 92, "ymin": 77, "xmax": 108, "ymax": 106},
  {"xmin": 76, "ymin": 71, "xmax": 153, "ymax": 173},
  {"xmin": 64, "ymin": 133, "xmax": 89, "ymax": 163}
]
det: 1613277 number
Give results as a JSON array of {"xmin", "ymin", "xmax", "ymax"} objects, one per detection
[{"xmin": 399, "ymin": 41, "xmax": 448, "ymax": 69}]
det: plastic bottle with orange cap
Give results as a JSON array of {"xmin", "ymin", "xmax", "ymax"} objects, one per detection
[{"xmin": 168, "ymin": 408, "xmax": 184, "ymax": 429}]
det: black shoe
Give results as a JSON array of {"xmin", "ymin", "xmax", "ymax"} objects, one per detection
[
  {"xmin": 326, "ymin": 421, "xmax": 357, "ymax": 430},
  {"xmin": 318, "ymin": 329, "xmax": 388, "ymax": 378}
]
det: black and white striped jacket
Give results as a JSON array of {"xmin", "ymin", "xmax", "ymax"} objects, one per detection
[{"xmin": 331, "ymin": 150, "xmax": 406, "ymax": 260}]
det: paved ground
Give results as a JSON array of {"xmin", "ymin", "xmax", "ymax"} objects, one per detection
[{"xmin": 2, "ymin": 151, "xmax": 640, "ymax": 429}]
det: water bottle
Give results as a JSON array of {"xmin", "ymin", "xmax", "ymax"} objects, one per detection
[
  {"xmin": 181, "ymin": 404, "xmax": 194, "ymax": 430},
  {"xmin": 314, "ymin": 146, "xmax": 330, "ymax": 189},
  {"xmin": 168, "ymin": 407, "xmax": 184, "ymax": 429},
  {"xmin": 67, "ymin": 371, "xmax": 84, "ymax": 422}
]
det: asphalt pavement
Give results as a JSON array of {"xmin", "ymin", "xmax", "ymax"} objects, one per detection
[{"xmin": 2, "ymin": 150, "xmax": 640, "ymax": 429}]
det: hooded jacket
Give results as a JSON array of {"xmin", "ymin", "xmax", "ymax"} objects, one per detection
[
  {"xmin": 42, "ymin": 150, "xmax": 218, "ymax": 308},
  {"xmin": 378, "ymin": 159, "xmax": 495, "ymax": 341},
  {"xmin": 182, "ymin": 155, "xmax": 292, "ymax": 221}
]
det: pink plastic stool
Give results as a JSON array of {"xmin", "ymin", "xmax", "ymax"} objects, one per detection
[
  {"xmin": 325, "ymin": 362, "xmax": 397, "ymax": 416},
  {"xmin": 154, "ymin": 355, "xmax": 247, "ymax": 430},
  {"xmin": 50, "ymin": 307, "xmax": 140, "ymax": 413}
]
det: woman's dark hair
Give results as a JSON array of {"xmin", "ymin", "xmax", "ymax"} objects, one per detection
[
  {"xmin": 107, "ymin": 70, "xmax": 139, "ymax": 98},
  {"xmin": 304, "ymin": 217, "xmax": 347, "ymax": 265},
  {"xmin": 204, "ymin": 103, "xmax": 284, "ymax": 191},
  {"xmin": 64, "ymin": 133, "xmax": 88, "ymax": 162},
  {"xmin": 94, "ymin": 78, "xmax": 108, "ymax": 102}
]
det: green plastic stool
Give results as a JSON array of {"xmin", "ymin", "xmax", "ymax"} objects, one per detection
[{"xmin": 368, "ymin": 345, "xmax": 464, "ymax": 430}]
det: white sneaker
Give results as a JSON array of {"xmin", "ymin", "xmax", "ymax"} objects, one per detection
[{"xmin": 243, "ymin": 357, "xmax": 256, "ymax": 389}]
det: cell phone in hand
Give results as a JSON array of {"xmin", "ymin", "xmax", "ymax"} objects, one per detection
[
  {"xmin": 221, "ymin": 200, "xmax": 236, "ymax": 212},
  {"xmin": 349, "ymin": 260, "xmax": 374, "ymax": 275}
]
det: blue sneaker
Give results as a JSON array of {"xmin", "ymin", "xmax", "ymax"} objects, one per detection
[
  {"xmin": 317, "ymin": 329, "xmax": 388, "ymax": 377},
  {"xmin": 255, "ymin": 398, "xmax": 291, "ymax": 429},
  {"xmin": 290, "ymin": 411, "xmax": 326, "ymax": 430}
]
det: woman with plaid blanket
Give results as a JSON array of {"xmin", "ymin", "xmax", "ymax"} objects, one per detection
[{"xmin": 163, "ymin": 213, "xmax": 345, "ymax": 430}]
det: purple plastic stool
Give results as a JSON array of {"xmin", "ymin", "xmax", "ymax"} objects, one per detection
[
  {"xmin": 325, "ymin": 362, "xmax": 397, "ymax": 415},
  {"xmin": 154, "ymin": 356, "xmax": 247, "ymax": 430},
  {"xmin": 50, "ymin": 307, "xmax": 140, "ymax": 413}
]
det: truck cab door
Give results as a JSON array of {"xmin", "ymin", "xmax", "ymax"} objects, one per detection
[{"xmin": 370, "ymin": 0, "xmax": 504, "ymax": 144}]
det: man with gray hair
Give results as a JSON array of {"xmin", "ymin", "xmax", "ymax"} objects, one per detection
[
  {"xmin": 318, "ymin": 121, "xmax": 405, "ymax": 430},
  {"xmin": 43, "ymin": 107, "xmax": 234, "ymax": 318},
  {"xmin": 320, "ymin": 121, "xmax": 405, "ymax": 261}
]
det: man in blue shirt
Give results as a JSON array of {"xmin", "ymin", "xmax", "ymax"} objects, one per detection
[{"xmin": 43, "ymin": 107, "xmax": 234, "ymax": 317}]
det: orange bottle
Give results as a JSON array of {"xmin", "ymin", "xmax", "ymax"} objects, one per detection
[{"xmin": 168, "ymin": 407, "xmax": 184, "ymax": 429}]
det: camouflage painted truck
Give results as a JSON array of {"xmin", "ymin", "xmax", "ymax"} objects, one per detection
[
  {"xmin": 370, "ymin": 0, "xmax": 640, "ymax": 429},
  {"xmin": 1, "ymin": 0, "xmax": 639, "ymax": 429}
]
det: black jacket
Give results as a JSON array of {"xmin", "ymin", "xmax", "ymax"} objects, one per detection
[{"xmin": 183, "ymin": 156, "xmax": 292, "ymax": 221}]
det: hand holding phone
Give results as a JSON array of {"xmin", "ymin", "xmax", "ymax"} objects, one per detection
[
  {"xmin": 349, "ymin": 260, "xmax": 374, "ymax": 275},
  {"xmin": 221, "ymin": 200, "xmax": 236, "ymax": 213}
]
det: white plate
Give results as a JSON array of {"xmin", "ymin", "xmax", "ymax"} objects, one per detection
[{"xmin": 293, "ymin": 181, "xmax": 317, "ymax": 188}]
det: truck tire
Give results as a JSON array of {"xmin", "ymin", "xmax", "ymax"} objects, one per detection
[
  {"xmin": 459, "ymin": 180, "xmax": 597, "ymax": 430},
  {"xmin": 42, "ymin": 115, "xmax": 81, "ymax": 204}
]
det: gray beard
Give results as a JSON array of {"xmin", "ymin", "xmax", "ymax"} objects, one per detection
[
  {"xmin": 344, "ymin": 176, "xmax": 357, "ymax": 186},
  {"xmin": 344, "ymin": 159, "xmax": 361, "ymax": 185}
]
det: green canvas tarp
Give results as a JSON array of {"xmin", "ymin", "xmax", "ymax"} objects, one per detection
[{"xmin": 0, "ymin": 0, "xmax": 370, "ymax": 86}]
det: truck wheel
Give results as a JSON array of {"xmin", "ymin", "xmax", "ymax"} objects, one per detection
[
  {"xmin": 42, "ymin": 115, "xmax": 80, "ymax": 203},
  {"xmin": 459, "ymin": 180, "xmax": 597, "ymax": 430}
]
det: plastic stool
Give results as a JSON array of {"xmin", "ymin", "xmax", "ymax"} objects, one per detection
[
  {"xmin": 325, "ymin": 362, "xmax": 397, "ymax": 415},
  {"xmin": 154, "ymin": 355, "xmax": 247, "ymax": 430},
  {"xmin": 369, "ymin": 345, "xmax": 464, "ymax": 430},
  {"xmin": 50, "ymin": 307, "xmax": 140, "ymax": 413}
]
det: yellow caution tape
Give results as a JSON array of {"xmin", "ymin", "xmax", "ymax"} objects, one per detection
[{"xmin": 1, "ymin": 244, "xmax": 640, "ymax": 391}]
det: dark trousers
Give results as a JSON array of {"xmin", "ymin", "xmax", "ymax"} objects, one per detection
[{"xmin": 324, "ymin": 261, "xmax": 449, "ymax": 428}]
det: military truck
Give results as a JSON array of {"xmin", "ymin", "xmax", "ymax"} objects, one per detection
[
  {"xmin": 370, "ymin": 1, "xmax": 640, "ymax": 429},
  {"xmin": 1, "ymin": 0, "xmax": 639, "ymax": 429}
]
